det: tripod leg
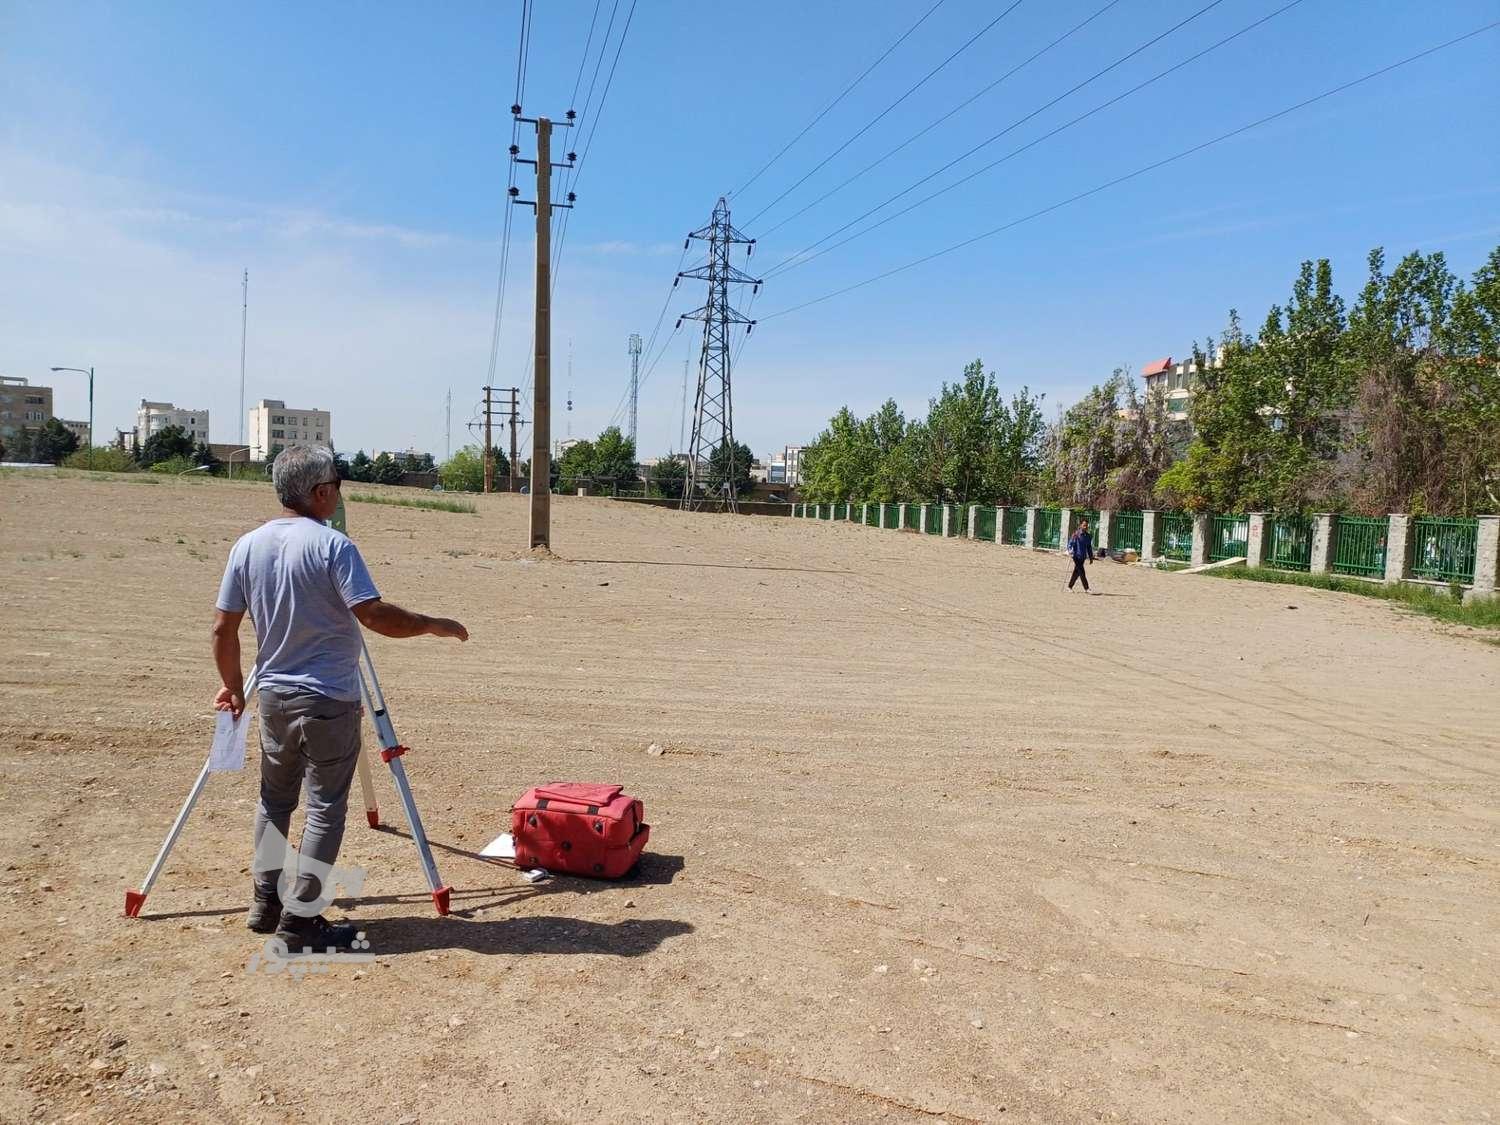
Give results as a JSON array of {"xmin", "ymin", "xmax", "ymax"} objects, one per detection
[
  {"xmin": 126, "ymin": 755, "xmax": 212, "ymax": 917},
  {"xmin": 382, "ymin": 751, "xmax": 452, "ymax": 915},
  {"xmin": 356, "ymin": 746, "xmax": 379, "ymax": 828}
]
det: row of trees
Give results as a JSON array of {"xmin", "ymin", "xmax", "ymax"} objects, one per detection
[
  {"xmin": 340, "ymin": 449, "xmax": 435, "ymax": 484},
  {"xmin": 799, "ymin": 361, "xmax": 1048, "ymax": 505},
  {"xmin": 5, "ymin": 421, "xmax": 222, "ymax": 472},
  {"xmin": 803, "ymin": 245, "xmax": 1499, "ymax": 516}
]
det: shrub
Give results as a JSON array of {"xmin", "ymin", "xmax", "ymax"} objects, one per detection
[{"xmin": 62, "ymin": 447, "xmax": 138, "ymax": 472}]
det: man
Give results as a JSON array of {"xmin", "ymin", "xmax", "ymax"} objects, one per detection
[
  {"xmin": 1066, "ymin": 518, "xmax": 1095, "ymax": 594},
  {"xmin": 212, "ymin": 445, "xmax": 467, "ymax": 951}
]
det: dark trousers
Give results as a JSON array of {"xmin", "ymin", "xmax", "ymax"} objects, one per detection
[
  {"xmin": 1068, "ymin": 558, "xmax": 1090, "ymax": 591},
  {"xmin": 253, "ymin": 686, "xmax": 362, "ymax": 903}
]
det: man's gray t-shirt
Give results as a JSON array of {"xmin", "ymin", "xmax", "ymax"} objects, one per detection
[{"xmin": 216, "ymin": 518, "xmax": 379, "ymax": 702}]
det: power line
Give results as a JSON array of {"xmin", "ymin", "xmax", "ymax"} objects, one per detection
[
  {"xmin": 761, "ymin": 0, "xmax": 1237, "ymax": 281},
  {"xmin": 728, "ymin": 0, "xmax": 949, "ymax": 200},
  {"xmin": 756, "ymin": 0, "xmax": 1127, "ymax": 241},
  {"xmin": 741, "ymin": 0, "xmax": 1026, "ymax": 228},
  {"xmin": 758, "ymin": 20, "xmax": 1500, "ymax": 322},
  {"xmin": 569, "ymin": 0, "xmax": 605, "ymax": 109},
  {"xmin": 483, "ymin": 0, "xmax": 534, "ymax": 386}
]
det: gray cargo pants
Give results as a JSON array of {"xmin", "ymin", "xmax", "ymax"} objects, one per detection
[{"xmin": 252, "ymin": 685, "xmax": 362, "ymax": 905}]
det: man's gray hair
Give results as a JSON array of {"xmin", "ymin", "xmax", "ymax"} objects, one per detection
[{"xmin": 272, "ymin": 444, "xmax": 336, "ymax": 510}]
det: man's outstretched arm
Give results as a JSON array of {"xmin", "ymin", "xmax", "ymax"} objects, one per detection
[{"xmin": 352, "ymin": 599, "xmax": 468, "ymax": 641}]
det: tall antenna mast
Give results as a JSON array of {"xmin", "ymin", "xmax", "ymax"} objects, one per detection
[
  {"xmin": 627, "ymin": 333, "xmax": 642, "ymax": 447},
  {"xmin": 678, "ymin": 357, "xmax": 688, "ymax": 453},
  {"xmin": 238, "ymin": 269, "xmax": 248, "ymax": 446},
  {"xmin": 444, "ymin": 387, "xmax": 452, "ymax": 461},
  {"xmin": 566, "ymin": 338, "xmax": 574, "ymax": 440}
]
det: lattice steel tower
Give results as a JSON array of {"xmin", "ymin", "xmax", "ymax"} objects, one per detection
[
  {"xmin": 627, "ymin": 333, "xmax": 642, "ymax": 446},
  {"xmin": 675, "ymin": 197, "xmax": 760, "ymax": 510}
]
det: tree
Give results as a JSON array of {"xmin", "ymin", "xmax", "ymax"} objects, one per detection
[
  {"xmin": 27, "ymin": 418, "xmax": 81, "ymax": 465},
  {"xmin": 556, "ymin": 439, "xmax": 596, "ymax": 487},
  {"xmin": 418, "ymin": 452, "xmax": 436, "ymax": 472},
  {"xmin": 590, "ymin": 426, "xmax": 638, "ymax": 488},
  {"xmin": 707, "ymin": 439, "xmax": 753, "ymax": 498},
  {"xmin": 401, "ymin": 451, "xmax": 423, "ymax": 473},
  {"xmin": 139, "ymin": 424, "xmax": 194, "ymax": 468},
  {"xmin": 648, "ymin": 456, "xmax": 686, "ymax": 499},
  {"xmin": 193, "ymin": 441, "xmax": 220, "ymax": 471},
  {"xmin": 372, "ymin": 452, "xmax": 404, "ymax": 485},
  {"xmin": 333, "ymin": 451, "xmax": 352, "ymax": 480},
  {"xmin": 1046, "ymin": 373, "xmax": 1124, "ymax": 506},
  {"xmin": 349, "ymin": 450, "xmax": 374, "ymax": 483},
  {"xmin": 62, "ymin": 445, "xmax": 136, "ymax": 472},
  {"xmin": 0, "ymin": 433, "xmax": 8, "ymax": 462}
]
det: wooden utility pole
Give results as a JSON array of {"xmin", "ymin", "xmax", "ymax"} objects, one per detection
[
  {"xmin": 529, "ymin": 117, "xmax": 553, "ymax": 548},
  {"xmin": 506, "ymin": 387, "xmax": 519, "ymax": 490}
]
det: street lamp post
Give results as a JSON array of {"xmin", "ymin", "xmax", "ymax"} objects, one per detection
[
  {"xmin": 226, "ymin": 447, "xmax": 250, "ymax": 480},
  {"xmin": 49, "ymin": 366, "xmax": 94, "ymax": 470}
]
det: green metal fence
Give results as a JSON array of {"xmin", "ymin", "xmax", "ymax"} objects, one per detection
[
  {"xmin": 945, "ymin": 505, "xmax": 962, "ymax": 537},
  {"xmin": 1265, "ymin": 515, "xmax": 1314, "ymax": 571},
  {"xmin": 922, "ymin": 504, "xmax": 942, "ymax": 535},
  {"xmin": 974, "ymin": 506, "xmax": 997, "ymax": 542},
  {"xmin": 882, "ymin": 502, "xmax": 900, "ymax": 528},
  {"xmin": 1036, "ymin": 508, "xmax": 1062, "ymax": 550},
  {"xmin": 863, "ymin": 503, "xmax": 878, "ymax": 526},
  {"xmin": 1161, "ymin": 513, "xmax": 1193, "ymax": 561},
  {"xmin": 1332, "ymin": 515, "xmax": 1386, "ymax": 577},
  {"xmin": 1003, "ymin": 507, "xmax": 1027, "ymax": 545},
  {"xmin": 1412, "ymin": 516, "xmax": 1478, "ymax": 583},
  {"xmin": 829, "ymin": 502, "xmax": 844, "ymax": 520},
  {"xmin": 1210, "ymin": 514, "xmax": 1249, "ymax": 562},
  {"xmin": 1113, "ymin": 511, "xmax": 1143, "ymax": 553}
]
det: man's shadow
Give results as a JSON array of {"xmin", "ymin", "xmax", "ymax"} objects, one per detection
[{"xmin": 371, "ymin": 913, "xmax": 694, "ymax": 957}]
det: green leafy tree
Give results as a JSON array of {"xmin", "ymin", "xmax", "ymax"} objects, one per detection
[
  {"xmin": 590, "ymin": 426, "xmax": 639, "ymax": 487},
  {"xmin": 333, "ymin": 452, "xmax": 352, "ymax": 480},
  {"xmin": 556, "ymin": 439, "xmax": 596, "ymax": 488},
  {"xmin": 437, "ymin": 445, "xmax": 506, "ymax": 492},
  {"xmin": 647, "ymin": 456, "xmax": 686, "ymax": 499},
  {"xmin": 707, "ymin": 439, "xmax": 754, "ymax": 498},
  {"xmin": 193, "ymin": 441, "xmax": 220, "ymax": 470},
  {"xmin": 370, "ymin": 452, "xmax": 404, "ymax": 485},
  {"xmin": 27, "ymin": 419, "xmax": 81, "ymax": 465},
  {"xmin": 138, "ymin": 424, "xmax": 194, "ymax": 468},
  {"xmin": 347, "ymin": 450, "xmax": 373, "ymax": 482},
  {"xmin": 418, "ymin": 452, "xmax": 436, "ymax": 472}
]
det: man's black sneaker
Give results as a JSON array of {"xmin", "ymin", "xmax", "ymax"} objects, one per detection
[
  {"xmin": 247, "ymin": 886, "xmax": 282, "ymax": 934},
  {"xmin": 273, "ymin": 912, "xmax": 362, "ymax": 953}
]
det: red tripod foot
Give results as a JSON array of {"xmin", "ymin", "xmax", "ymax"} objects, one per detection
[
  {"xmin": 366, "ymin": 808, "xmax": 380, "ymax": 828},
  {"xmin": 124, "ymin": 890, "xmax": 146, "ymax": 918},
  {"xmin": 432, "ymin": 886, "xmax": 452, "ymax": 916}
]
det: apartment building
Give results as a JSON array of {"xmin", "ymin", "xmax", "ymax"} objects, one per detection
[
  {"xmin": 0, "ymin": 376, "xmax": 53, "ymax": 444},
  {"xmin": 136, "ymin": 400, "xmax": 210, "ymax": 449},
  {"xmin": 248, "ymin": 399, "xmax": 332, "ymax": 461}
]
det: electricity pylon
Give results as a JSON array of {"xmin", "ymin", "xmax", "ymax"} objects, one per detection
[
  {"xmin": 674, "ymin": 197, "xmax": 760, "ymax": 511},
  {"xmin": 627, "ymin": 333, "xmax": 641, "ymax": 447}
]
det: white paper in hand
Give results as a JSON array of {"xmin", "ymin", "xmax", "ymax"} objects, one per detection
[{"xmin": 208, "ymin": 708, "xmax": 251, "ymax": 772}]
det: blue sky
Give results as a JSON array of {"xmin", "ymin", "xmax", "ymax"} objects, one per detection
[{"xmin": 2, "ymin": 0, "xmax": 1497, "ymax": 460}]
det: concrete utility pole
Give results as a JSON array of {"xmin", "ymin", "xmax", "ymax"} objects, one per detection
[
  {"xmin": 445, "ymin": 387, "xmax": 451, "ymax": 462},
  {"xmin": 239, "ymin": 269, "xmax": 248, "ymax": 447},
  {"xmin": 506, "ymin": 386, "xmax": 519, "ymax": 490},
  {"xmin": 513, "ymin": 110, "xmax": 575, "ymax": 549},
  {"xmin": 483, "ymin": 384, "xmax": 494, "ymax": 493}
]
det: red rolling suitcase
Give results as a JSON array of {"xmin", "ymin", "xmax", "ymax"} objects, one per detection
[{"xmin": 511, "ymin": 782, "xmax": 649, "ymax": 878}]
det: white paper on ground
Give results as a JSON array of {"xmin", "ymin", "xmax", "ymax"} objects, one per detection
[
  {"xmin": 208, "ymin": 708, "xmax": 251, "ymax": 772},
  {"xmin": 521, "ymin": 868, "xmax": 552, "ymax": 883},
  {"xmin": 478, "ymin": 832, "xmax": 516, "ymax": 860}
]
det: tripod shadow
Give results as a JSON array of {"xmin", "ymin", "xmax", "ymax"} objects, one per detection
[{"xmin": 371, "ymin": 914, "xmax": 695, "ymax": 957}]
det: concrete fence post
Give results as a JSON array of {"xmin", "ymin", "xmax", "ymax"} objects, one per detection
[
  {"xmin": 1190, "ymin": 513, "xmax": 1211, "ymax": 568},
  {"xmin": 1141, "ymin": 510, "xmax": 1161, "ymax": 560},
  {"xmin": 995, "ymin": 506, "xmax": 1007, "ymax": 545},
  {"xmin": 1098, "ymin": 509, "xmax": 1113, "ymax": 552},
  {"xmin": 919, "ymin": 503, "xmax": 930, "ymax": 534},
  {"xmin": 1024, "ymin": 506, "xmax": 1038, "ymax": 550},
  {"xmin": 1384, "ymin": 514, "xmax": 1411, "ymax": 583},
  {"xmin": 1310, "ymin": 514, "xmax": 1336, "ymax": 574},
  {"xmin": 899, "ymin": 503, "xmax": 909, "ymax": 530},
  {"xmin": 1246, "ymin": 513, "xmax": 1267, "ymax": 568},
  {"xmin": 940, "ymin": 504, "xmax": 951, "ymax": 538},
  {"xmin": 1465, "ymin": 516, "xmax": 1498, "ymax": 603},
  {"xmin": 968, "ymin": 504, "xmax": 978, "ymax": 539},
  {"xmin": 1060, "ymin": 508, "xmax": 1077, "ymax": 553}
]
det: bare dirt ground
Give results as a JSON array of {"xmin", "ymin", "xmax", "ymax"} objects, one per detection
[{"xmin": 1, "ymin": 472, "xmax": 1497, "ymax": 1124}]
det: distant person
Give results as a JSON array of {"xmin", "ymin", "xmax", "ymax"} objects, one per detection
[
  {"xmin": 1067, "ymin": 518, "xmax": 1095, "ymax": 593},
  {"xmin": 211, "ymin": 444, "xmax": 468, "ymax": 951}
]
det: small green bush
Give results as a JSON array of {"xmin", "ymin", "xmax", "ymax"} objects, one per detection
[
  {"xmin": 148, "ymin": 457, "xmax": 201, "ymax": 475},
  {"xmin": 62, "ymin": 447, "xmax": 138, "ymax": 472}
]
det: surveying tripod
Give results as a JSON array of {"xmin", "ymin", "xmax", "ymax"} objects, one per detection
[{"xmin": 124, "ymin": 638, "xmax": 452, "ymax": 919}]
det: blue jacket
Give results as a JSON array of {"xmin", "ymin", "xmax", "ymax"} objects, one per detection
[{"xmin": 1068, "ymin": 529, "xmax": 1094, "ymax": 562}]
